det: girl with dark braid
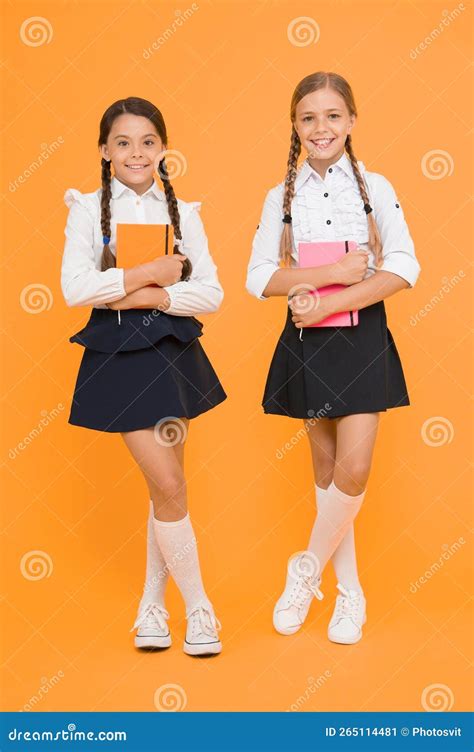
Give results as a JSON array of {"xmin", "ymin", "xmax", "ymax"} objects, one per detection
[
  {"xmin": 247, "ymin": 73, "xmax": 420, "ymax": 645},
  {"xmin": 61, "ymin": 97, "xmax": 226, "ymax": 655}
]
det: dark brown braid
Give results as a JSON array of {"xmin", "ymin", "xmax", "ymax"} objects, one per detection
[
  {"xmin": 100, "ymin": 158, "xmax": 115, "ymax": 271},
  {"xmin": 279, "ymin": 128, "xmax": 301, "ymax": 265},
  {"xmin": 158, "ymin": 157, "xmax": 192, "ymax": 280},
  {"xmin": 281, "ymin": 72, "xmax": 383, "ymax": 269},
  {"xmin": 345, "ymin": 134, "xmax": 382, "ymax": 268},
  {"xmin": 98, "ymin": 97, "xmax": 191, "ymax": 280}
]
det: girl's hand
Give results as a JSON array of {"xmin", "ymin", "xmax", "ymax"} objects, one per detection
[
  {"xmin": 289, "ymin": 293, "xmax": 332, "ymax": 328},
  {"xmin": 334, "ymin": 250, "xmax": 369, "ymax": 285},
  {"xmin": 146, "ymin": 255, "xmax": 188, "ymax": 286}
]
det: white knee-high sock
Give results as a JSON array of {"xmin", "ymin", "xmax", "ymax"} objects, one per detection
[
  {"xmin": 152, "ymin": 512, "xmax": 211, "ymax": 616},
  {"xmin": 312, "ymin": 484, "xmax": 362, "ymax": 592},
  {"xmin": 138, "ymin": 499, "xmax": 169, "ymax": 611},
  {"xmin": 307, "ymin": 480, "xmax": 366, "ymax": 576}
]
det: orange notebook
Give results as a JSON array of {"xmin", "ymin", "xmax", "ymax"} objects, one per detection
[{"xmin": 115, "ymin": 223, "xmax": 173, "ymax": 268}]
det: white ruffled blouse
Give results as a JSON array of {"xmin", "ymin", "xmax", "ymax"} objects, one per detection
[
  {"xmin": 61, "ymin": 175, "xmax": 224, "ymax": 316},
  {"xmin": 246, "ymin": 151, "xmax": 421, "ymax": 299}
]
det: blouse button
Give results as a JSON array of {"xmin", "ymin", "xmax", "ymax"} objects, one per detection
[
  {"xmin": 395, "ymin": 203, "xmax": 400, "ymax": 208},
  {"xmin": 328, "ymin": 167, "xmax": 333, "ymax": 173},
  {"xmin": 324, "ymin": 192, "xmax": 329, "ymax": 198},
  {"xmin": 326, "ymin": 219, "xmax": 332, "ymax": 225}
]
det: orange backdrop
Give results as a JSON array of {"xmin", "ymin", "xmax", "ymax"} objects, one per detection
[{"xmin": 1, "ymin": 0, "xmax": 472, "ymax": 714}]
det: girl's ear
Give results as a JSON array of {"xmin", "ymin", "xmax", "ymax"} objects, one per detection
[
  {"xmin": 347, "ymin": 114, "xmax": 356, "ymax": 133},
  {"xmin": 100, "ymin": 145, "xmax": 110, "ymax": 161}
]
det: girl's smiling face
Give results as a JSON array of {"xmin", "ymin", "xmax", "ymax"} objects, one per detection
[
  {"xmin": 100, "ymin": 113, "xmax": 165, "ymax": 194},
  {"xmin": 293, "ymin": 87, "xmax": 355, "ymax": 173}
]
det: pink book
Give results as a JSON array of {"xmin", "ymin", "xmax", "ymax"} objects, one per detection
[{"xmin": 297, "ymin": 240, "xmax": 359, "ymax": 327}]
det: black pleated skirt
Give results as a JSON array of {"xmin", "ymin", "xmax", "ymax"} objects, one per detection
[
  {"xmin": 262, "ymin": 301, "xmax": 410, "ymax": 420},
  {"xmin": 68, "ymin": 308, "xmax": 227, "ymax": 432}
]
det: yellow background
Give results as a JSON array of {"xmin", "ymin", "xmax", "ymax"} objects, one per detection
[{"xmin": 1, "ymin": 0, "xmax": 472, "ymax": 713}]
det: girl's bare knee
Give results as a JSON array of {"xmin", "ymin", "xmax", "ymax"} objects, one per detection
[{"xmin": 334, "ymin": 461, "xmax": 370, "ymax": 495}]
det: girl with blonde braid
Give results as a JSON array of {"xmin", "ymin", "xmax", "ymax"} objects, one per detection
[
  {"xmin": 247, "ymin": 72, "xmax": 421, "ymax": 644},
  {"xmin": 61, "ymin": 97, "xmax": 226, "ymax": 656}
]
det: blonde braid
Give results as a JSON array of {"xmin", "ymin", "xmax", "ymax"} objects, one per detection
[
  {"xmin": 279, "ymin": 128, "xmax": 301, "ymax": 266},
  {"xmin": 345, "ymin": 135, "xmax": 382, "ymax": 268}
]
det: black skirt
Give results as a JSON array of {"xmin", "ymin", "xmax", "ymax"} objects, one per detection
[
  {"xmin": 262, "ymin": 301, "xmax": 410, "ymax": 420},
  {"xmin": 68, "ymin": 308, "xmax": 227, "ymax": 432}
]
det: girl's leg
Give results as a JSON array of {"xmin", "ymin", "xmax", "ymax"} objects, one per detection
[
  {"xmin": 306, "ymin": 413, "xmax": 380, "ymax": 576},
  {"xmin": 305, "ymin": 417, "xmax": 361, "ymax": 591},
  {"xmin": 136, "ymin": 426, "xmax": 188, "ymax": 612},
  {"xmin": 121, "ymin": 422, "xmax": 212, "ymax": 613}
]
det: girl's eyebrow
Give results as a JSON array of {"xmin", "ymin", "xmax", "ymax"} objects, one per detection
[
  {"xmin": 113, "ymin": 133, "xmax": 157, "ymax": 139},
  {"xmin": 300, "ymin": 109, "xmax": 343, "ymax": 115}
]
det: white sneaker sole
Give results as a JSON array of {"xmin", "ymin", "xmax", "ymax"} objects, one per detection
[
  {"xmin": 273, "ymin": 605, "xmax": 305, "ymax": 636},
  {"xmin": 183, "ymin": 640, "xmax": 222, "ymax": 656},
  {"xmin": 273, "ymin": 619, "xmax": 303, "ymax": 636},
  {"xmin": 135, "ymin": 634, "xmax": 172, "ymax": 649},
  {"xmin": 328, "ymin": 615, "xmax": 367, "ymax": 645}
]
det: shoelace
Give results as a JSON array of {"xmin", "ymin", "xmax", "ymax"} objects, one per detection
[
  {"xmin": 187, "ymin": 605, "xmax": 222, "ymax": 639},
  {"xmin": 130, "ymin": 602, "xmax": 169, "ymax": 633},
  {"xmin": 291, "ymin": 576, "xmax": 324, "ymax": 609},
  {"xmin": 333, "ymin": 584, "xmax": 363, "ymax": 622}
]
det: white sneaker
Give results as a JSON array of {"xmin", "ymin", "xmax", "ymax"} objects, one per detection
[
  {"xmin": 273, "ymin": 552, "xmax": 324, "ymax": 635},
  {"xmin": 184, "ymin": 604, "xmax": 222, "ymax": 656},
  {"xmin": 130, "ymin": 603, "xmax": 171, "ymax": 649},
  {"xmin": 328, "ymin": 584, "xmax": 366, "ymax": 644}
]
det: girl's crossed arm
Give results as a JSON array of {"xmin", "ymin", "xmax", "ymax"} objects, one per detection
[{"xmin": 290, "ymin": 175, "xmax": 421, "ymax": 326}]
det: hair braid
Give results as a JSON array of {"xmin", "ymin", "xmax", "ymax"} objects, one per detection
[
  {"xmin": 279, "ymin": 128, "xmax": 301, "ymax": 266},
  {"xmin": 345, "ymin": 135, "xmax": 382, "ymax": 268},
  {"xmin": 100, "ymin": 158, "xmax": 115, "ymax": 271},
  {"xmin": 158, "ymin": 157, "xmax": 192, "ymax": 280}
]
